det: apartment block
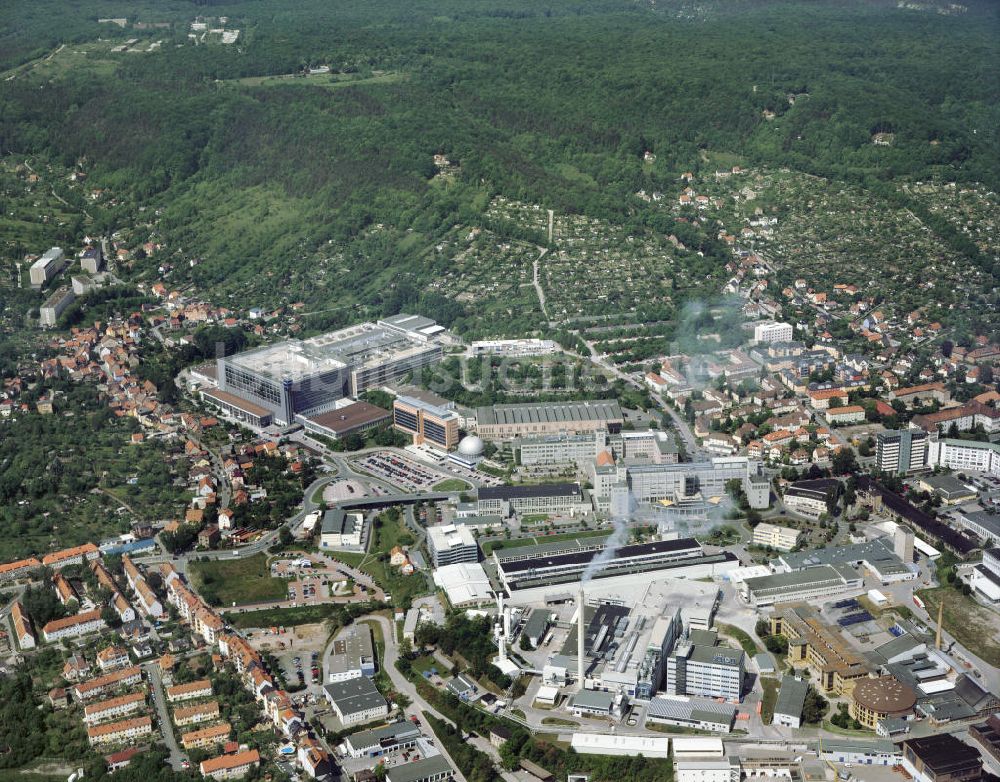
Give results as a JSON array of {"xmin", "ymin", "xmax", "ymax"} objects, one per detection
[
  {"xmin": 173, "ymin": 700, "xmax": 220, "ymax": 727},
  {"xmin": 87, "ymin": 716, "xmax": 152, "ymax": 747},
  {"xmin": 877, "ymin": 429, "xmax": 929, "ymax": 475},
  {"xmin": 181, "ymin": 722, "xmax": 231, "ymax": 750},
  {"xmin": 83, "ymin": 691, "xmax": 147, "ymax": 726},
  {"xmin": 166, "ymin": 679, "xmax": 212, "ymax": 703}
]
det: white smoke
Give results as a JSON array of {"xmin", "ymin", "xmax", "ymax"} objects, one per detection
[{"xmin": 581, "ymin": 490, "xmax": 635, "ymax": 583}]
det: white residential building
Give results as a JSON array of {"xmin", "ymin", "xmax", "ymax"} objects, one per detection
[{"xmin": 754, "ymin": 321, "xmax": 794, "ymax": 344}]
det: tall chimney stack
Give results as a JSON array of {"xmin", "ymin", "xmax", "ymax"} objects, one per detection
[
  {"xmin": 577, "ymin": 588, "xmax": 586, "ymax": 689},
  {"xmin": 935, "ymin": 597, "xmax": 944, "ymax": 651}
]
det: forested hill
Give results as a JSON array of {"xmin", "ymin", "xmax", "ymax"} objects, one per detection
[{"xmin": 1, "ymin": 0, "xmax": 998, "ymax": 307}]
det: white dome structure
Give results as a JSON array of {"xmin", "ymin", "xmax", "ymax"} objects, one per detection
[{"xmin": 457, "ymin": 435, "xmax": 485, "ymax": 458}]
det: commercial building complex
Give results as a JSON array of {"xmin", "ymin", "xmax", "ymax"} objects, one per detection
[
  {"xmin": 319, "ymin": 509, "xmax": 365, "ymax": 549},
  {"xmin": 783, "ymin": 479, "xmax": 839, "ymax": 519},
  {"xmin": 592, "ymin": 456, "xmax": 768, "ymax": 513},
  {"xmin": 877, "ymin": 429, "xmax": 930, "ymax": 475},
  {"xmin": 971, "ymin": 548, "xmax": 1000, "ymax": 603},
  {"xmin": 393, "ymin": 395, "xmax": 460, "ymax": 450},
  {"xmin": 496, "ymin": 537, "xmax": 737, "ymax": 594},
  {"xmin": 645, "ymin": 697, "xmax": 737, "ymax": 733},
  {"xmin": 213, "ymin": 316, "xmax": 445, "ymax": 426},
  {"xmin": 476, "ymin": 400, "xmax": 624, "ymax": 440},
  {"xmin": 928, "ymin": 438, "xmax": 1000, "ymax": 477},
  {"xmin": 302, "ymin": 401, "xmax": 391, "ymax": 441},
  {"xmin": 769, "ymin": 603, "xmax": 872, "ymax": 694},
  {"xmin": 344, "ymin": 721, "xmax": 421, "ymax": 758},
  {"xmin": 384, "ymin": 756, "xmax": 454, "ymax": 782}
]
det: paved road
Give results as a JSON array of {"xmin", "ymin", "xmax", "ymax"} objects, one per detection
[
  {"xmin": 145, "ymin": 662, "xmax": 189, "ymax": 771},
  {"xmin": 363, "ymin": 614, "xmax": 469, "ymax": 782},
  {"xmin": 148, "ymin": 475, "xmax": 336, "ymax": 570}
]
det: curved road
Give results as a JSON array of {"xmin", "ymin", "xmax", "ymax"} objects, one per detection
[{"xmin": 354, "ymin": 615, "xmax": 469, "ymax": 782}]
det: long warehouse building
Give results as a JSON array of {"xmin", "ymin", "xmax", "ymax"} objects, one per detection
[
  {"xmin": 496, "ymin": 537, "xmax": 738, "ymax": 594},
  {"xmin": 476, "ymin": 400, "xmax": 625, "ymax": 440}
]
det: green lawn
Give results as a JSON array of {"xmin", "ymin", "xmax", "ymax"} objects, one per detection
[
  {"xmin": 432, "ymin": 478, "xmax": 471, "ymax": 492},
  {"xmin": 329, "ymin": 550, "xmax": 367, "ymax": 568},
  {"xmin": 481, "ymin": 529, "xmax": 608, "ymax": 556},
  {"xmin": 189, "ymin": 554, "xmax": 287, "ymax": 606},
  {"xmin": 717, "ymin": 623, "xmax": 761, "ymax": 657},
  {"xmin": 917, "ymin": 587, "xmax": 1000, "ymax": 667},
  {"xmin": 760, "ymin": 676, "xmax": 780, "ymax": 723}
]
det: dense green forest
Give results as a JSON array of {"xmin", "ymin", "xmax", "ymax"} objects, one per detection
[{"xmin": 1, "ymin": 0, "xmax": 997, "ymax": 313}]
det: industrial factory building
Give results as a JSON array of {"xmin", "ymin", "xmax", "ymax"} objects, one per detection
[
  {"xmin": 591, "ymin": 456, "xmax": 769, "ymax": 514},
  {"xmin": 211, "ymin": 315, "xmax": 445, "ymax": 425},
  {"xmin": 495, "ymin": 536, "xmax": 739, "ymax": 596}
]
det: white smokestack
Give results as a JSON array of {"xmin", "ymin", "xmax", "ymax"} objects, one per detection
[
  {"xmin": 577, "ymin": 588, "xmax": 586, "ymax": 689},
  {"xmin": 503, "ymin": 606, "xmax": 511, "ymax": 638}
]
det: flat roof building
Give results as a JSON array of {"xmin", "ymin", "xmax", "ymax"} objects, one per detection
[
  {"xmin": 393, "ymin": 395, "xmax": 460, "ymax": 450},
  {"xmin": 39, "ymin": 286, "xmax": 76, "ymax": 328},
  {"xmin": 569, "ymin": 733, "xmax": 671, "ymax": 758},
  {"xmin": 902, "ymin": 734, "xmax": 983, "ymax": 782},
  {"xmin": 215, "ymin": 317, "xmax": 443, "ymax": 425},
  {"xmin": 322, "ymin": 675, "xmax": 388, "ymax": 726},
  {"xmin": 384, "ymin": 756, "xmax": 453, "ymax": 782},
  {"xmin": 666, "ymin": 641, "xmax": 744, "ymax": 701},
  {"xmin": 302, "ymin": 401, "xmax": 391, "ymax": 440},
  {"xmin": 344, "ymin": 721, "xmax": 421, "ymax": 758},
  {"xmin": 752, "ymin": 522, "xmax": 801, "ymax": 551},
  {"xmin": 426, "ymin": 524, "xmax": 479, "ymax": 567},
  {"xmin": 646, "ymin": 696, "xmax": 737, "ymax": 733},
  {"xmin": 327, "ymin": 624, "xmax": 376, "ymax": 683},
  {"xmin": 432, "ymin": 562, "xmax": 492, "ymax": 607},
  {"xmin": 478, "ymin": 482, "xmax": 587, "ymax": 517},
  {"xmin": 29, "ymin": 247, "xmax": 66, "ymax": 287},
  {"xmin": 740, "ymin": 564, "xmax": 864, "ymax": 607},
  {"xmin": 877, "ymin": 429, "xmax": 930, "ymax": 475}
]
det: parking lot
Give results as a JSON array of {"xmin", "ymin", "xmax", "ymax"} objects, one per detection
[
  {"xmin": 352, "ymin": 451, "xmax": 446, "ymax": 492},
  {"xmin": 322, "ymin": 477, "xmax": 368, "ymax": 502}
]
